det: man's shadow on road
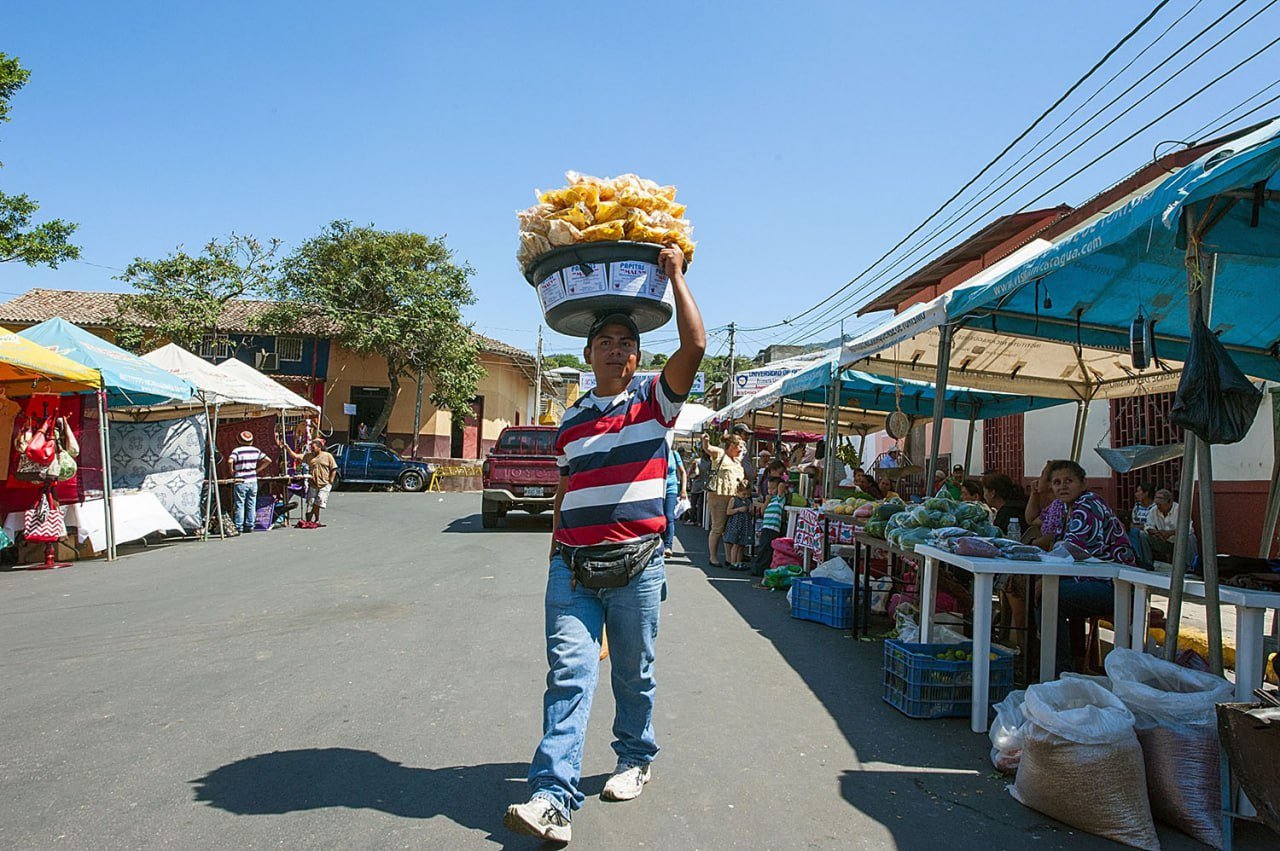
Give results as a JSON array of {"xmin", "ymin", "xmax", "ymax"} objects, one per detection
[{"xmin": 191, "ymin": 748, "xmax": 605, "ymax": 843}]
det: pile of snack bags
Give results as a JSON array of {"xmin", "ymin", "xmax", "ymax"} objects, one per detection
[{"xmin": 516, "ymin": 171, "xmax": 696, "ymax": 270}]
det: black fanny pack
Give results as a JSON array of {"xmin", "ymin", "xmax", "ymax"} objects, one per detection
[{"xmin": 560, "ymin": 534, "xmax": 661, "ymax": 589}]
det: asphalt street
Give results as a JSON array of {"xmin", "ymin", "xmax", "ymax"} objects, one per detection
[{"xmin": 0, "ymin": 492, "xmax": 1269, "ymax": 849}]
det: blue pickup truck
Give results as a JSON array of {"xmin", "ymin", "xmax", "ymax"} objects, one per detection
[{"xmin": 329, "ymin": 442, "xmax": 432, "ymax": 492}]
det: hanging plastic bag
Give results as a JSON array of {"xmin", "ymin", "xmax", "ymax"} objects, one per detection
[
  {"xmin": 1011, "ymin": 678, "xmax": 1160, "ymax": 850},
  {"xmin": 1169, "ymin": 317, "xmax": 1262, "ymax": 445},
  {"xmin": 58, "ymin": 417, "xmax": 79, "ymax": 458},
  {"xmin": 1104, "ymin": 648, "xmax": 1232, "ymax": 848}
]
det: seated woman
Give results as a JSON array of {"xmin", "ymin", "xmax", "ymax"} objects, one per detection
[
  {"xmin": 1025, "ymin": 460, "xmax": 1067, "ymax": 549},
  {"xmin": 853, "ymin": 469, "xmax": 882, "ymax": 499},
  {"xmin": 876, "ymin": 475, "xmax": 900, "ymax": 501},
  {"xmin": 959, "ymin": 479, "xmax": 992, "ymax": 518},
  {"xmin": 1040, "ymin": 459, "xmax": 1136, "ymax": 675}
]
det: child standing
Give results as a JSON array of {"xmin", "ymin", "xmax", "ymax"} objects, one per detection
[
  {"xmin": 753, "ymin": 461, "xmax": 789, "ymax": 576},
  {"xmin": 723, "ymin": 480, "xmax": 754, "ymax": 571}
]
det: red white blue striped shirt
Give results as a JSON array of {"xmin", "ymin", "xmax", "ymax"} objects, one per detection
[{"xmin": 555, "ymin": 373, "xmax": 685, "ymax": 547}]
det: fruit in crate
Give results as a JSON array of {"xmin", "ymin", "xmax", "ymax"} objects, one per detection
[{"xmin": 516, "ymin": 171, "xmax": 696, "ymax": 270}]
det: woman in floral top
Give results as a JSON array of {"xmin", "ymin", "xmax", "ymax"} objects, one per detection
[{"xmin": 1042, "ymin": 460, "xmax": 1135, "ymax": 674}]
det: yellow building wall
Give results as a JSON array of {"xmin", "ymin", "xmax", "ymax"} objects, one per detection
[{"xmin": 322, "ymin": 344, "xmax": 534, "ymax": 460}]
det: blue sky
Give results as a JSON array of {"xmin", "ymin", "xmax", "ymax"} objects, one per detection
[{"xmin": 2, "ymin": 1, "xmax": 1277, "ymax": 359}]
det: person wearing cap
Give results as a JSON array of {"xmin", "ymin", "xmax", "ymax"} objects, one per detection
[
  {"xmin": 277, "ymin": 436, "xmax": 338, "ymax": 529},
  {"xmin": 506, "ymin": 244, "xmax": 704, "ymax": 844},
  {"xmin": 226, "ymin": 431, "xmax": 271, "ymax": 533},
  {"xmin": 731, "ymin": 422, "xmax": 756, "ymax": 485},
  {"xmin": 936, "ymin": 465, "xmax": 964, "ymax": 501}
]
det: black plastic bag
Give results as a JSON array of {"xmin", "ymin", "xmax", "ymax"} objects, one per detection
[{"xmin": 1170, "ymin": 318, "xmax": 1262, "ymax": 445}]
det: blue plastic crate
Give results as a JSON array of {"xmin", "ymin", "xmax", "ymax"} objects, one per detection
[
  {"xmin": 882, "ymin": 639, "xmax": 1015, "ymax": 719},
  {"xmin": 790, "ymin": 576, "xmax": 853, "ymax": 629}
]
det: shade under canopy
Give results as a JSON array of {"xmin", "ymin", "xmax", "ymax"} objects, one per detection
[{"xmin": 0, "ymin": 328, "xmax": 102, "ymax": 395}]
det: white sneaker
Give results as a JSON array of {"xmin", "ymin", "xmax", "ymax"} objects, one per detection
[
  {"xmin": 504, "ymin": 796, "xmax": 571, "ymax": 843},
  {"xmin": 601, "ymin": 762, "xmax": 651, "ymax": 801}
]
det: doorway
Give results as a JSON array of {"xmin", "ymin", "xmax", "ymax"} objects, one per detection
[
  {"xmin": 349, "ymin": 386, "xmax": 390, "ymax": 441},
  {"xmin": 449, "ymin": 396, "xmax": 484, "ymax": 459}
]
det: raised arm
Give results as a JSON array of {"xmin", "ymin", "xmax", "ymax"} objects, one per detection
[{"xmin": 658, "ymin": 244, "xmax": 706, "ymax": 398}]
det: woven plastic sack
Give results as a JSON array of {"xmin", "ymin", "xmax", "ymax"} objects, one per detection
[
  {"xmin": 1105, "ymin": 648, "xmax": 1232, "ymax": 847},
  {"xmin": 989, "ymin": 689, "xmax": 1026, "ymax": 774},
  {"xmin": 1011, "ymin": 679, "xmax": 1159, "ymax": 850}
]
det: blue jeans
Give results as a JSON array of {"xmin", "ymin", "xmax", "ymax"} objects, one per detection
[
  {"xmin": 528, "ymin": 552, "xmax": 666, "ymax": 818},
  {"xmin": 1038, "ymin": 578, "xmax": 1114, "ymax": 675},
  {"xmin": 663, "ymin": 491, "xmax": 678, "ymax": 552},
  {"xmin": 233, "ymin": 480, "xmax": 258, "ymax": 532}
]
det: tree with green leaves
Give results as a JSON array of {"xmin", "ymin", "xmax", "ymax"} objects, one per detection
[
  {"xmin": 543, "ymin": 353, "xmax": 587, "ymax": 371},
  {"xmin": 264, "ymin": 221, "xmax": 483, "ymax": 438},
  {"xmin": 0, "ymin": 53, "xmax": 79, "ymax": 267},
  {"xmin": 113, "ymin": 233, "xmax": 281, "ymax": 352}
]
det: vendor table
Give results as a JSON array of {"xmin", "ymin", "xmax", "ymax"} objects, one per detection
[
  {"xmin": 915, "ymin": 544, "xmax": 1122, "ymax": 733},
  {"xmin": 832, "ymin": 532, "xmax": 913, "ymax": 637},
  {"xmin": 4, "ymin": 491, "xmax": 183, "ymax": 552},
  {"xmin": 1112, "ymin": 566, "xmax": 1280, "ymax": 700}
]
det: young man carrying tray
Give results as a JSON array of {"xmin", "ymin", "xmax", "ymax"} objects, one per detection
[{"xmin": 505, "ymin": 243, "xmax": 705, "ymax": 844}]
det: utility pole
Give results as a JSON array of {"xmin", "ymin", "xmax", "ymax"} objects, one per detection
[
  {"xmin": 534, "ymin": 325, "xmax": 544, "ymax": 425},
  {"xmin": 724, "ymin": 322, "xmax": 736, "ymax": 409},
  {"xmin": 411, "ymin": 370, "xmax": 424, "ymax": 459}
]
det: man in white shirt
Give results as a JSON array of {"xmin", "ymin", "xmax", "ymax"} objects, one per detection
[{"xmin": 1144, "ymin": 488, "xmax": 1179, "ymax": 563}]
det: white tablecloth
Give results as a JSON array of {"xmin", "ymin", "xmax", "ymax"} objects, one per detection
[{"xmin": 4, "ymin": 492, "xmax": 184, "ymax": 551}]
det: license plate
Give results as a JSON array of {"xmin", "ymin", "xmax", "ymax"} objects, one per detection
[{"xmin": 525, "ymin": 486, "xmax": 545, "ymax": 497}]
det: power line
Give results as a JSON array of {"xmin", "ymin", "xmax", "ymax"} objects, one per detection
[
  {"xmin": 778, "ymin": 4, "xmax": 1280, "ymax": 345},
  {"xmin": 1188, "ymin": 77, "xmax": 1280, "ymax": 141},
  {"xmin": 756, "ymin": 0, "xmax": 1174, "ymax": 335}
]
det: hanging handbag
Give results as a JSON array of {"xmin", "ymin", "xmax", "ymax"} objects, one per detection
[
  {"xmin": 24, "ymin": 492, "xmax": 66, "ymax": 542},
  {"xmin": 50, "ymin": 449, "xmax": 77, "ymax": 482},
  {"xmin": 24, "ymin": 418, "xmax": 56, "ymax": 466},
  {"xmin": 58, "ymin": 417, "xmax": 80, "ymax": 458}
]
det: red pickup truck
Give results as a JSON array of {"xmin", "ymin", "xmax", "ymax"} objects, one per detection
[{"xmin": 481, "ymin": 425, "xmax": 559, "ymax": 528}]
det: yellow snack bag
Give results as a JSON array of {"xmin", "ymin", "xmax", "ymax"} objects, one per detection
[
  {"xmin": 593, "ymin": 201, "xmax": 628, "ymax": 223},
  {"xmin": 669, "ymin": 203, "xmax": 686, "ymax": 218},
  {"xmin": 549, "ymin": 202, "xmax": 593, "ymax": 230},
  {"xmin": 547, "ymin": 219, "xmax": 583, "ymax": 247},
  {"xmin": 537, "ymin": 187, "xmax": 579, "ymax": 209},
  {"xmin": 516, "ymin": 203, "xmax": 554, "ymax": 236},
  {"xmin": 580, "ymin": 220, "xmax": 626, "ymax": 242},
  {"xmin": 565, "ymin": 183, "xmax": 600, "ymax": 208},
  {"xmin": 616, "ymin": 187, "xmax": 661, "ymax": 212}
]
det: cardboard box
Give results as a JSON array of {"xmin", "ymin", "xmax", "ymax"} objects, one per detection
[{"xmin": 18, "ymin": 536, "xmax": 101, "ymax": 565}]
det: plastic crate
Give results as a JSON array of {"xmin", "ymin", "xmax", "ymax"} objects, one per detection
[
  {"xmin": 882, "ymin": 639, "xmax": 1015, "ymax": 719},
  {"xmin": 790, "ymin": 576, "xmax": 853, "ymax": 629}
]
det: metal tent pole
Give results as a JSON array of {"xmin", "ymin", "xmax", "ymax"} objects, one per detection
[
  {"xmin": 96, "ymin": 388, "xmax": 116, "ymax": 561},
  {"xmin": 211, "ymin": 402, "xmax": 226, "ymax": 540},
  {"xmin": 1195, "ymin": 253, "xmax": 1224, "ymax": 675},
  {"xmin": 963, "ymin": 411, "xmax": 976, "ymax": 473},
  {"xmin": 925, "ymin": 323, "xmax": 954, "ymax": 489},
  {"xmin": 775, "ymin": 398, "xmax": 783, "ymax": 457},
  {"xmin": 1260, "ymin": 388, "xmax": 1280, "ymax": 557},
  {"xmin": 199, "ymin": 397, "xmax": 213, "ymax": 541},
  {"xmin": 1073, "ymin": 400, "xmax": 1092, "ymax": 463}
]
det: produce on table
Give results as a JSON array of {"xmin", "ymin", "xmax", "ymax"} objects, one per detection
[{"xmin": 516, "ymin": 171, "xmax": 696, "ymax": 270}]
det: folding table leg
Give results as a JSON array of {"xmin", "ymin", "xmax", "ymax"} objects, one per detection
[
  {"xmin": 971, "ymin": 573, "xmax": 995, "ymax": 733},
  {"xmin": 1040, "ymin": 576, "xmax": 1059, "ymax": 682}
]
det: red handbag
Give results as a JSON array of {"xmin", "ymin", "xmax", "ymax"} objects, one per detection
[{"xmin": 24, "ymin": 418, "xmax": 55, "ymax": 466}]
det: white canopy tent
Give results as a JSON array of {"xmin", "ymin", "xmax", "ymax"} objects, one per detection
[
  {"xmin": 142, "ymin": 344, "xmax": 279, "ymax": 411},
  {"xmin": 216, "ymin": 357, "xmax": 319, "ymax": 414}
]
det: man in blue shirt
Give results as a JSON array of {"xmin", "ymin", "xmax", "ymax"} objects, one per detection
[{"xmin": 664, "ymin": 445, "xmax": 687, "ymax": 556}]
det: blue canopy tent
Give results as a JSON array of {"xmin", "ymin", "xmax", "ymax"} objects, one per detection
[
  {"xmin": 19, "ymin": 318, "xmax": 198, "ymax": 559},
  {"xmin": 919, "ymin": 117, "xmax": 1280, "ymax": 674},
  {"xmin": 722, "ymin": 352, "xmax": 1073, "ymax": 493}
]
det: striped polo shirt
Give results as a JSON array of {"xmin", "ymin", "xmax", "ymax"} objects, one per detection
[
  {"xmin": 761, "ymin": 495, "xmax": 785, "ymax": 533},
  {"xmin": 229, "ymin": 445, "xmax": 265, "ymax": 481},
  {"xmin": 555, "ymin": 373, "xmax": 685, "ymax": 547}
]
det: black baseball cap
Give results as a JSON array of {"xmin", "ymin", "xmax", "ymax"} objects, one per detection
[
  {"xmin": 587, "ymin": 312, "xmax": 640, "ymax": 346},
  {"xmin": 731, "ymin": 423, "xmax": 752, "ymax": 435}
]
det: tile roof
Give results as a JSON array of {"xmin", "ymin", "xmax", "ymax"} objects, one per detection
[{"xmin": 0, "ymin": 288, "xmax": 532, "ymax": 361}]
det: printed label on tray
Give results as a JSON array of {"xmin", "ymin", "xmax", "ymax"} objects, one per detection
[
  {"xmin": 565, "ymin": 262, "xmax": 606, "ymax": 298},
  {"xmin": 650, "ymin": 267, "xmax": 670, "ymax": 303},
  {"xmin": 609, "ymin": 260, "xmax": 652, "ymax": 296},
  {"xmin": 538, "ymin": 271, "xmax": 566, "ymax": 310}
]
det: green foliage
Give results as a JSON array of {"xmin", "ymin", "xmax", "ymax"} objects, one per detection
[
  {"xmin": 543, "ymin": 353, "xmax": 587, "ymax": 370},
  {"xmin": 0, "ymin": 53, "xmax": 79, "ymax": 267},
  {"xmin": 265, "ymin": 221, "xmax": 482, "ymax": 436},
  {"xmin": 114, "ymin": 233, "xmax": 281, "ymax": 350}
]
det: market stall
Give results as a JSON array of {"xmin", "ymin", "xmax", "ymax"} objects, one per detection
[
  {"xmin": 0, "ymin": 330, "xmax": 102, "ymax": 566},
  {"xmin": 17, "ymin": 318, "xmax": 197, "ymax": 558}
]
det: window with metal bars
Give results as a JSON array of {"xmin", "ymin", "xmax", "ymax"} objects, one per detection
[
  {"xmin": 276, "ymin": 336, "xmax": 303, "ymax": 362},
  {"xmin": 983, "ymin": 413, "xmax": 1024, "ymax": 480},
  {"xmin": 1109, "ymin": 392, "xmax": 1183, "ymax": 519}
]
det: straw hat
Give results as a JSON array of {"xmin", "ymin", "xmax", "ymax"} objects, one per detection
[{"xmin": 238, "ymin": 430, "xmax": 254, "ymax": 444}]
